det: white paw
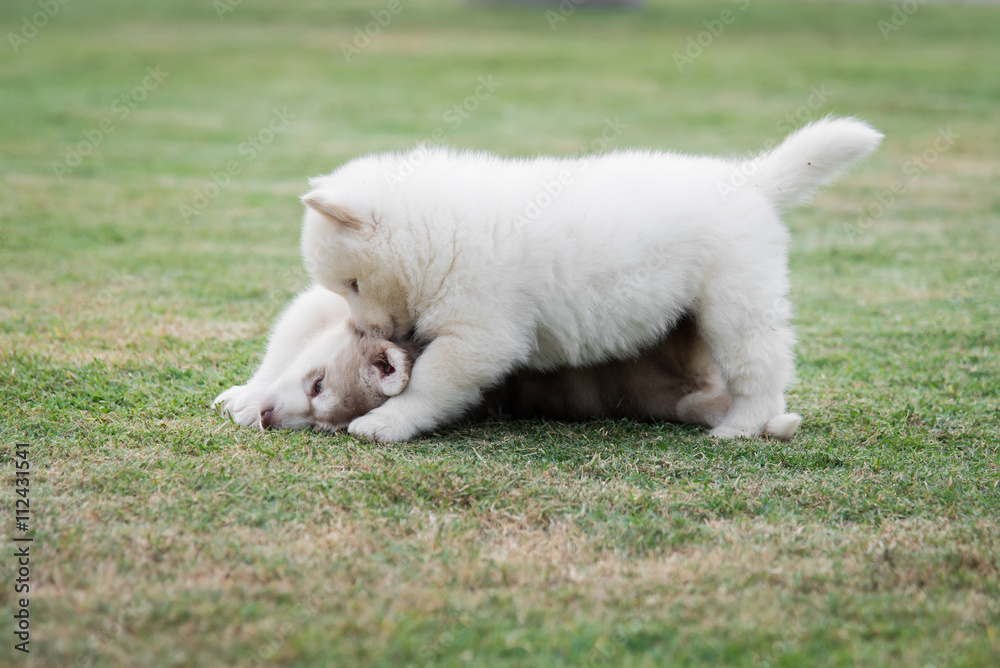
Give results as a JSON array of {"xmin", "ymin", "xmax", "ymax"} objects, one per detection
[
  {"xmin": 213, "ymin": 385, "xmax": 264, "ymax": 428},
  {"xmin": 709, "ymin": 413, "xmax": 803, "ymax": 441},
  {"xmin": 709, "ymin": 425, "xmax": 756, "ymax": 440},
  {"xmin": 348, "ymin": 407, "xmax": 419, "ymax": 443},
  {"xmin": 764, "ymin": 413, "xmax": 802, "ymax": 441}
]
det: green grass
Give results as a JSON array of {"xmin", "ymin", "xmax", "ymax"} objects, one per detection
[{"xmin": 2, "ymin": 0, "xmax": 999, "ymax": 665}]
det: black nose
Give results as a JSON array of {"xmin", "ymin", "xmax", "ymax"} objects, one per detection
[{"xmin": 259, "ymin": 407, "xmax": 274, "ymax": 430}]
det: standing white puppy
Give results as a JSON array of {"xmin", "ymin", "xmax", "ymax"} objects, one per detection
[{"xmin": 300, "ymin": 118, "xmax": 882, "ymax": 442}]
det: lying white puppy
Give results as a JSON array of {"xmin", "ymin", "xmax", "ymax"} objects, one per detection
[
  {"xmin": 214, "ymin": 286, "xmax": 803, "ymax": 437},
  {"xmin": 212, "ymin": 285, "xmax": 354, "ymax": 428},
  {"xmin": 299, "ymin": 118, "xmax": 881, "ymax": 442}
]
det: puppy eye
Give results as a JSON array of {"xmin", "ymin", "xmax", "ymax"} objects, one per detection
[
  {"xmin": 310, "ymin": 378, "xmax": 324, "ymax": 397},
  {"xmin": 348, "ymin": 279, "xmax": 359, "ymax": 295}
]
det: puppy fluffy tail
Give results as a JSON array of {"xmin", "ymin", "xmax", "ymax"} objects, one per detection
[{"xmin": 745, "ymin": 117, "xmax": 883, "ymax": 211}]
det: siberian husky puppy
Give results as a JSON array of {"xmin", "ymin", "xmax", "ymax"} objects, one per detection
[{"xmin": 215, "ymin": 286, "xmax": 799, "ymax": 439}]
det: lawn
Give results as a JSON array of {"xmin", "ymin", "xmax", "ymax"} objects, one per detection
[{"xmin": 1, "ymin": 0, "xmax": 998, "ymax": 665}]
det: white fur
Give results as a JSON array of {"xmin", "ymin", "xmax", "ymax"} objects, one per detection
[
  {"xmin": 299, "ymin": 118, "xmax": 881, "ymax": 442},
  {"xmin": 254, "ymin": 317, "xmax": 356, "ymax": 431},
  {"xmin": 213, "ymin": 285, "xmax": 349, "ymax": 427}
]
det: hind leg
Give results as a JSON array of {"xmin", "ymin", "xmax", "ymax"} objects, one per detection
[
  {"xmin": 675, "ymin": 387, "xmax": 731, "ymax": 427},
  {"xmin": 697, "ymin": 277, "xmax": 797, "ymax": 439}
]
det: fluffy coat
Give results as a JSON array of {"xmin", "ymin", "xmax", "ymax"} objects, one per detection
[{"xmin": 298, "ymin": 118, "xmax": 881, "ymax": 442}]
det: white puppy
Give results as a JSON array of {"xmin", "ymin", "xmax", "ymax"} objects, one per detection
[
  {"xmin": 213, "ymin": 286, "xmax": 354, "ymax": 427},
  {"xmin": 297, "ymin": 118, "xmax": 881, "ymax": 442}
]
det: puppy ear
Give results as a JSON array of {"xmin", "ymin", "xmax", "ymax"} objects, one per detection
[
  {"xmin": 370, "ymin": 343, "xmax": 410, "ymax": 397},
  {"xmin": 301, "ymin": 190, "xmax": 365, "ymax": 231}
]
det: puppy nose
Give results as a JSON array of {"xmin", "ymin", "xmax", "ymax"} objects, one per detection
[{"xmin": 259, "ymin": 406, "xmax": 274, "ymax": 430}]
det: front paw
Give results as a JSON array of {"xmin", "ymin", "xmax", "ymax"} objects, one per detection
[
  {"xmin": 348, "ymin": 407, "xmax": 419, "ymax": 443},
  {"xmin": 213, "ymin": 385, "xmax": 263, "ymax": 427}
]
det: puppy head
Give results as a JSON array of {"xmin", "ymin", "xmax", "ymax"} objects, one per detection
[
  {"xmin": 300, "ymin": 172, "xmax": 412, "ymax": 339},
  {"xmin": 258, "ymin": 322, "xmax": 412, "ymax": 432}
]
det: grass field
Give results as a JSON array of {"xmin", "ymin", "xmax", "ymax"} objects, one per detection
[{"xmin": 2, "ymin": 0, "xmax": 999, "ymax": 665}]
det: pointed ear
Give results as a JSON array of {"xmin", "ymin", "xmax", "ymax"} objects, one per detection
[
  {"xmin": 370, "ymin": 343, "xmax": 410, "ymax": 397},
  {"xmin": 301, "ymin": 190, "xmax": 365, "ymax": 231}
]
